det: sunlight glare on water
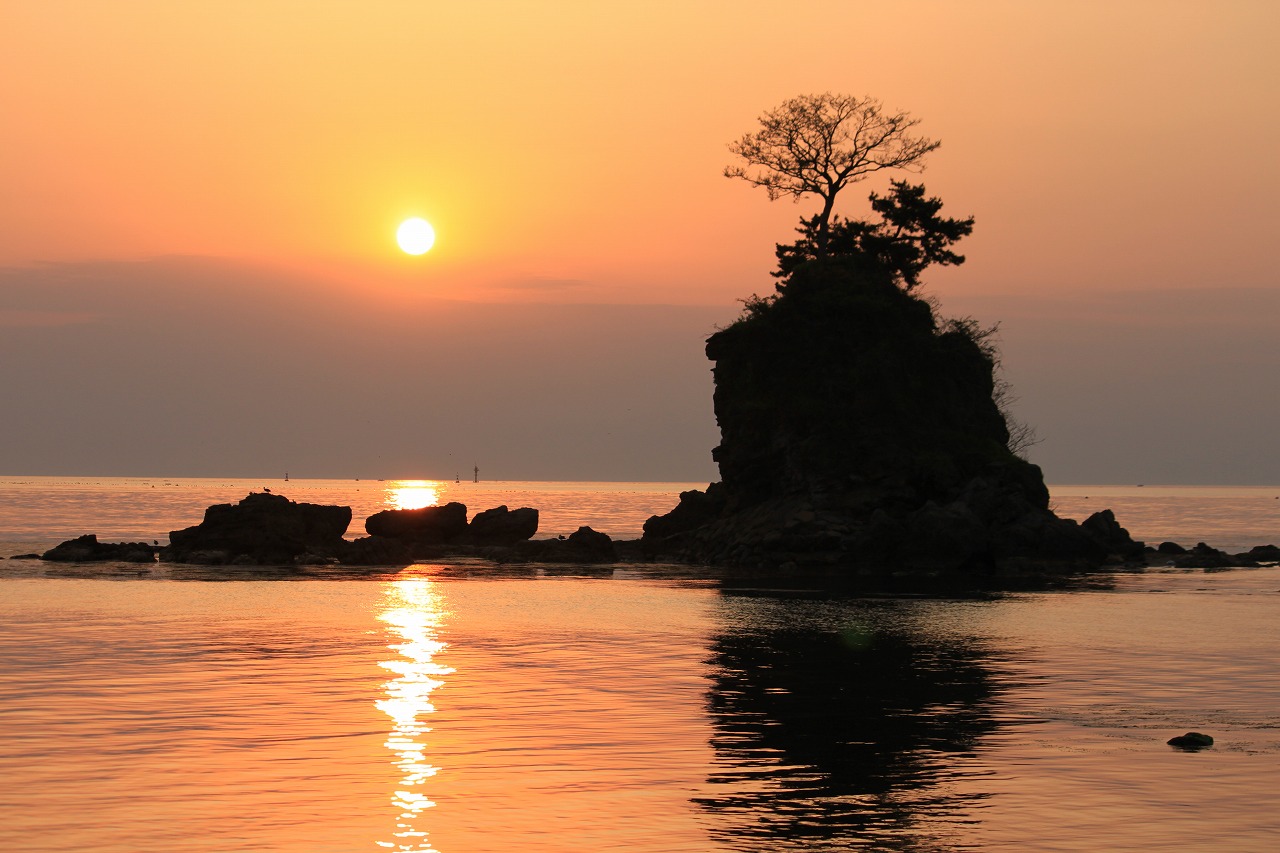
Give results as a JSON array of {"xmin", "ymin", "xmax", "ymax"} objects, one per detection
[
  {"xmin": 376, "ymin": 579, "xmax": 452, "ymax": 852},
  {"xmin": 389, "ymin": 482, "xmax": 442, "ymax": 511},
  {"xmin": 1, "ymin": 479, "xmax": 1279, "ymax": 850}
]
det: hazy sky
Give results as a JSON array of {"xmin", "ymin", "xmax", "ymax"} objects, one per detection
[{"xmin": 2, "ymin": 1, "xmax": 1277, "ymax": 483}]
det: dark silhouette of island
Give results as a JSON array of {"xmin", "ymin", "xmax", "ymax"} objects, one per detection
[
  {"xmin": 639, "ymin": 248, "xmax": 1145, "ymax": 579},
  {"xmin": 638, "ymin": 93, "xmax": 1148, "ymax": 581}
]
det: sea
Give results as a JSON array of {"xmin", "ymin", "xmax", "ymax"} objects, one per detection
[{"xmin": 1, "ymin": 476, "xmax": 1279, "ymax": 852}]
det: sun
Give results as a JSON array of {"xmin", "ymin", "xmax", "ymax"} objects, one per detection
[{"xmin": 396, "ymin": 218, "xmax": 436, "ymax": 255}]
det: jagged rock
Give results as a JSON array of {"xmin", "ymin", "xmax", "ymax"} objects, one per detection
[
  {"xmin": 164, "ymin": 492, "xmax": 351, "ymax": 565},
  {"xmin": 1081, "ymin": 509, "xmax": 1145, "ymax": 558},
  {"xmin": 463, "ymin": 505, "xmax": 539, "ymax": 545},
  {"xmin": 643, "ymin": 484, "xmax": 726, "ymax": 541},
  {"xmin": 364, "ymin": 502, "xmax": 468, "ymax": 542},
  {"xmin": 1173, "ymin": 542, "xmax": 1255, "ymax": 569},
  {"xmin": 41, "ymin": 534, "xmax": 156, "ymax": 563}
]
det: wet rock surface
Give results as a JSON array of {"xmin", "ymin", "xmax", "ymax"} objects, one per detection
[{"xmin": 41, "ymin": 534, "xmax": 156, "ymax": 563}]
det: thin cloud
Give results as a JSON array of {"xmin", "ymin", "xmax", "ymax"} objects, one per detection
[
  {"xmin": 0, "ymin": 309, "xmax": 100, "ymax": 328},
  {"xmin": 489, "ymin": 276, "xmax": 589, "ymax": 292}
]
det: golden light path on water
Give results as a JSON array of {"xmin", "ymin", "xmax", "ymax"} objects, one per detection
[
  {"xmin": 376, "ymin": 579, "xmax": 453, "ymax": 852},
  {"xmin": 390, "ymin": 481, "xmax": 441, "ymax": 511}
]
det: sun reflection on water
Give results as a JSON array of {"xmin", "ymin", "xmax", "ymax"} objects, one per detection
[
  {"xmin": 376, "ymin": 579, "xmax": 453, "ymax": 852},
  {"xmin": 388, "ymin": 481, "xmax": 441, "ymax": 511}
]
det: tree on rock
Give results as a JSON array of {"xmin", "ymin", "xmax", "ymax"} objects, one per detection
[
  {"xmin": 775, "ymin": 181, "xmax": 975, "ymax": 289},
  {"xmin": 725, "ymin": 93, "xmax": 940, "ymax": 256}
]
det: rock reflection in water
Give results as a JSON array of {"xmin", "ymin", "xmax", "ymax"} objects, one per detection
[
  {"xmin": 376, "ymin": 579, "xmax": 454, "ymax": 852},
  {"xmin": 696, "ymin": 594, "xmax": 1003, "ymax": 850}
]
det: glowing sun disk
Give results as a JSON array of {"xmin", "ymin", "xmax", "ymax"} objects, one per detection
[{"xmin": 397, "ymin": 218, "xmax": 435, "ymax": 255}]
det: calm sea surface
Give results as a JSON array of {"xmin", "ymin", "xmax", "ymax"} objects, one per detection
[{"xmin": 1, "ymin": 478, "xmax": 1279, "ymax": 851}]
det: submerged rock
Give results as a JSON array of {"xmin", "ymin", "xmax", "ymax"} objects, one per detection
[
  {"xmin": 41, "ymin": 534, "xmax": 156, "ymax": 563},
  {"xmin": 1167, "ymin": 732, "xmax": 1214, "ymax": 749}
]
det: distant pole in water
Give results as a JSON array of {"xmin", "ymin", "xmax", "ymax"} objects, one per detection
[
  {"xmin": 285, "ymin": 472, "xmax": 289, "ymax": 482},
  {"xmin": 474, "ymin": 464, "xmax": 479, "ymax": 484}
]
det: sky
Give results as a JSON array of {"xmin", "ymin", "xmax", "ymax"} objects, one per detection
[{"xmin": 2, "ymin": 1, "xmax": 1277, "ymax": 484}]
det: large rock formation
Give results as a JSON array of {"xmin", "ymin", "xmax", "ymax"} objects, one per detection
[
  {"xmin": 642, "ymin": 259, "xmax": 1139, "ymax": 578},
  {"xmin": 163, "ymin": 492, "xmax": 351, "ymax": 565}
]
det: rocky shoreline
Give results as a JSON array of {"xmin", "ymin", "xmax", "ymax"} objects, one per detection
[
  {"xmin": 10, "ymin": 490, "xmax": 1277, "ymax": 580},
  {"xmin": 636, "ymin": 484, "xmax": 1280, "ymax": 577},
  {"xmin": 25, "ymin": 491, "xmax": 626, "ymax": 568}
]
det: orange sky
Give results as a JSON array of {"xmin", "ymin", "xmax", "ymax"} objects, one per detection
[
  {"xmin": 1, "ymin": 2, "xmax": 1278, "ymax": 483},
  {"xmin": 3, "ymin": 1, "xmax": 1276, "ymax": 305}
]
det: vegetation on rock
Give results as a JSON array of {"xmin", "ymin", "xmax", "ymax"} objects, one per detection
[{"xmin": 642, "ymin": 93, "xmax": 1139, "ymax": 578}]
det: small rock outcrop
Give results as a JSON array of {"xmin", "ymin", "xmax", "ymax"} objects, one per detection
[
  {"xmin": 463, "ymin": 505, "xmax": 539, "ymax": 545},
  {"xmin": 1081, "ymin": 510, "xmax": 1144, "ymax": 560},
  {"xmin": 339, "ymin": 503, "xmax": 542, "ymax": 565},
  {"xmin": 365, "ymin": 502, "xmax": 468, "ymax": 542},
  {"xmin": 642, "ymin": 259, "xmax": 1141, "ymax": 578},
  {"xmin": 520, "ymin": 526, "xmax": 618, "ymax": 563},
  {"xmin": 1172, "ymin": 542, "xmax": 1246, "ymax": 570},
  {"xmin": 163, "ymin": 492, "xmax": 351, "ymax": 565},
  {"xmin": 1167, "ymin": 732, "xmax": 1214, "ymax": 749},
  {"xmin": 42, "ymin": 534, "xmax": 156, "ymax": 563}
]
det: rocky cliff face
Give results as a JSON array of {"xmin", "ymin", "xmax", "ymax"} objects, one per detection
[{"xmin": 643, "ymin": 259, "xmax": 1139, "ymax": 578}]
